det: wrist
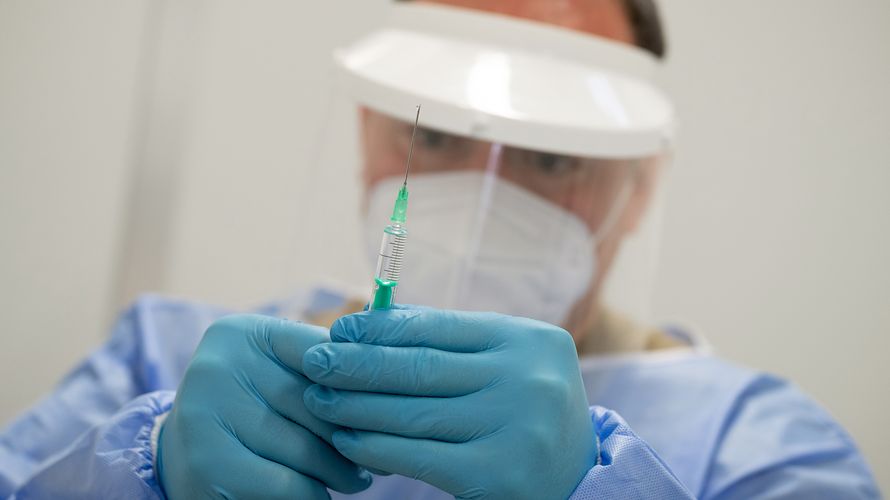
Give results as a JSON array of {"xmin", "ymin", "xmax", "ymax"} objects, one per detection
[{"xmin": 151, "ymin": 410, "xmax": 172, "ymax": 496}]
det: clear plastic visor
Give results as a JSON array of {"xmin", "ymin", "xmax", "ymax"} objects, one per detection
[{"xmin": 344, "ymin": 108, "xmax": 667, "ymax": 334}]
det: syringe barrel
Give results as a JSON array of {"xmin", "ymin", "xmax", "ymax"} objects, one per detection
[{"xmin": 374, "ymin": 224, "xmax": 407, "ymax": 283}]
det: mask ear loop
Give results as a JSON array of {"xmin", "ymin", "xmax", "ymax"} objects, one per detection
[
  {"xmin": 561, "ymin": 162, "xmax": 638, "ymax": 332},
  {"xmin": 448, "ymin": 143, "xmax": 504, "ymax": 308},
  {"xmin": 589, "ymin": 160, "xmax": 640, "ymax": 248}
]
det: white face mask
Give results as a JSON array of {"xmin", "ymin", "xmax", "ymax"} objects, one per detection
[{"xmin": 364, "ymin": 171, "xmax": 597, "ymax": 326}]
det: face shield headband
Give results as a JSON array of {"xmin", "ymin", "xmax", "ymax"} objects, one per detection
[{"xmin": 307, "ymin": 1, "xmax": 675, "ymax": 329}]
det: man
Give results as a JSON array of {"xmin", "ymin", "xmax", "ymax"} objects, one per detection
[{"xmin": 0, "ymin": 1, "xmax": 880, "ymax": 498}]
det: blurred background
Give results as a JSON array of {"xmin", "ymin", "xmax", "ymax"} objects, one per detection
[{"xmin": 1, "ymin": 0, "xmax": 888, "ymax": 491}]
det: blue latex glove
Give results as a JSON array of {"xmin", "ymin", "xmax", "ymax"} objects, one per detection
[
  {"xmin": 302, "ymin": 306, "xmax": 598, "ymax": 499},
  {"xmin": 158, "ymin": 314, "xmax": 373, "ymax": 499}
]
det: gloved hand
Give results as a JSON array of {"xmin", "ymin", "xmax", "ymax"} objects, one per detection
[
  {"xmin": 302, "ymin": 306, "xmax": 597, "ymax": 500},
  {"xmin": 158, "ymin": 314, "xmax": 372, "ymax": 500}
]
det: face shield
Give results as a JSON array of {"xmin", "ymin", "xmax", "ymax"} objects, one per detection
[{"xmin": 307, "ymin": 3, "xmax": 674, "ymax": 334}]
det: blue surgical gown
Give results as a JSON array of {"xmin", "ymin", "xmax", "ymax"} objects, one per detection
[{"xmin": 0, "ymin": 291, "xmax": 880, "ymax": 499}]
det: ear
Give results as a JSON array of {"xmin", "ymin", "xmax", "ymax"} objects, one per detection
[
  {"xmin": 358, "ymin": 106, "xmax": 372, "ymax": 187},
  {"xmin": 358, "ymin": 105, "xmax": 372, "ymax": 149}
]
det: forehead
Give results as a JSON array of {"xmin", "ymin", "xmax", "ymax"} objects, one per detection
[{"xmin": 413, "ymin": 0, "xmax": 635, "ymax": 44}]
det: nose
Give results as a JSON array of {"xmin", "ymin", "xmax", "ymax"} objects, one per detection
[{"xmin": 456, "ymin": 141, "xmax": 502, "ymax": 173}]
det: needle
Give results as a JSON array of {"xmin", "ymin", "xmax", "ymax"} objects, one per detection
[{"xmin": 403, "ymin": 104, "xmax": 422, "ymax": 187}]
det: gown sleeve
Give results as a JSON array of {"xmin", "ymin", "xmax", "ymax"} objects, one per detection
[
  {"xmin": 570, "ymin": 375, "xmax": 880, "ymax": 500},
  {"xmin": 0, "ymin": 296, "xmax": 216, "ymax": 499},
  {"xmin": 569, "ymin": 406, "xmax": 695, "ymax": 499},
  {"xmin": 699, "ymin": 375, "xmax": 880, "ymax": 499}
]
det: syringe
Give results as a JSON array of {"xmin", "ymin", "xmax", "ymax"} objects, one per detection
[{"xmin": 370, "ymin": 105, "xmax": 421, "ymax": 310}]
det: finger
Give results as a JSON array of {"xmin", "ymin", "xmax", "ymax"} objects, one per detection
[
  {"xmin": 331, "ymin": 307, "xmax": 507, "ymax": 352},
  {"xmin": 254, "ymin": 364, "xmax": 343, "ymax": 444},
  {"xmin": 247, "ymin": 315, "xmax": 347, "ymax": 444},
  {"xmin": 303, "ymin": 342, "xmax": 495, "ymax": 396},
  {"xmin": 304, "ymin": 386, "xmax": 491, "ymax": 443},
  {"xmin": 250, "ymin": 314, "xmax": 330, "ymax": 374},
  {"xmin": 204, "ymin": 315, "xmax": 330, "ymax": 375},
  {"xmin": 231, "ymin": 455, "xmax": 331, "ymax": 500},
  {"xmin": 332, "ymin": 430, "xmax": 468, "ymax": 497},
  {"xmin": 229, "ymin": 455, "xmax": 331, "ymax": 500},
  {"xmin": 258, "ymin": 367, "xmax": 389, "ymax": 476},
  {"xmin": 238, "ymin": 410, "xmax": 372, "ymax": 494},
  {"xmin": 198, "ymin": 429, "xmax": 332, "ymax": 500},
  {"xmin": 231, "ymin": 314, "xmax": 330, "ymax": 373}
]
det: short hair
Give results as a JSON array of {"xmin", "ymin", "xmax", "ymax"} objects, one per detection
[
  {"xmin": 622, "ymin": 0, "xmax": 666, "ymax": 59},
  {"xmin": 393, "ymin": 0, "xmax": 667, "ymax": 59}
]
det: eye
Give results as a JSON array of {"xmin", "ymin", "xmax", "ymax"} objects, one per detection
[
  {"xmin": 417, "ymin": 128, "xmax": 451, "ymax": 149},
  {"xmin": 528, "ymin": 152, "xmax": 580, "ymax": 176}
]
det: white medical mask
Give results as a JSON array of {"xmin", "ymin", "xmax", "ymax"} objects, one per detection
[{"xmin": 364, "ymin": 171, "xmax": 597, "ymax": 326}]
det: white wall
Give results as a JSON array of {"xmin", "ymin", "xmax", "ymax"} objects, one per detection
[
  {"xmin": 1, "ymin": 0, "xmax": 888, "ymax": 492},
  {"xmin": 654, "ymin": 1, "xmax": 890, "ymax": 484},
  {"xmin": 0, "ymin": 0, "xmax": 150, "ymax": 423}
]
